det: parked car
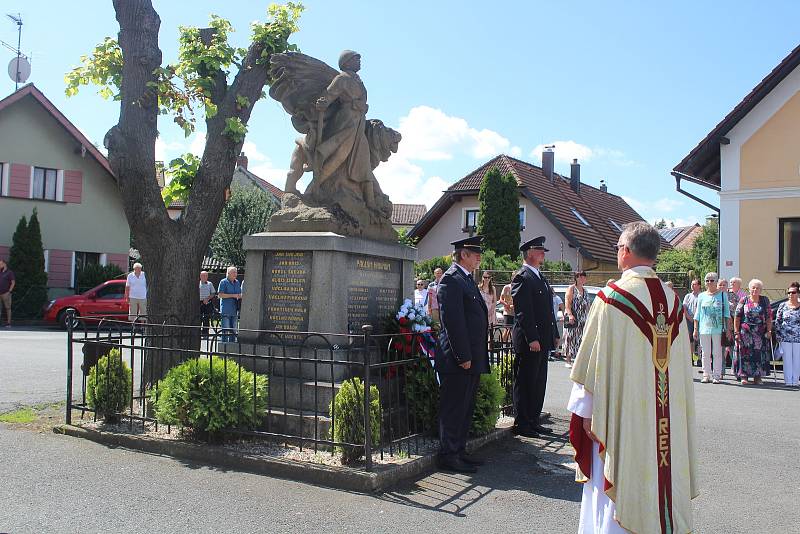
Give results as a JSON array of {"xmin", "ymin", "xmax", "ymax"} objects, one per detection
[{"xmin": 43, "ymin": 279, "xmax": 128, "ymax": 329}]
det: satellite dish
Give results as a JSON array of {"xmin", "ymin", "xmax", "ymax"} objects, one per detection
[{"xmin": 8, "ymin": 56, "xmax": 30, "ymax": 83}]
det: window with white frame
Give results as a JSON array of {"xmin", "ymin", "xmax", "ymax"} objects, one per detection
[
  {"xmin": 519, "ymin": 206, "xmax": 525, "ymax": 230},
  {"xmin": 609, "ymin": 218, "xmax": 623, "ymax": 232},
  {"xmin": 0, "ymin": 162, "xmax": 6, "ymax": 196},
  {"xmin": 571, "ymin": 207, "xmax": 590, "ymax": 226},
  {"xmin": 779, "ymin": 218, "xmax": 800, "ymax": 271},
  {"xmin": 32, "ymin": 167, "xmax": 58, "ymax": 200},
  {"xmin": 464, "ymin": 209, "xmax": 479, "ymax": 232}
]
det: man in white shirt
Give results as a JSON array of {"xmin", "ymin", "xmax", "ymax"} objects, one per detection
[{"xmin": 125, "ymin": 262, "xmax": 147, "ymax": 323}]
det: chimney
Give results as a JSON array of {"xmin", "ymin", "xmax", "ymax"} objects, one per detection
[
  {"xmin": 236, "ymin": 151, "xmax": 248, "ymax": 170},
  {"xmin": 542, "ymin": 145, "xmax": 555, "ymax": 182},
  {"xmin": 599, "ymin": 179, "xmax": 607, "ymax": 193},
  {"xmin": 570, "ymin": 159, "xmax": 580, "ymax": 193}
]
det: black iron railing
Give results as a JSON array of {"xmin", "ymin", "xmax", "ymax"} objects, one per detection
[{"xmin": 66, "ymin": 315, "xmax": 516, "ymax": 472}]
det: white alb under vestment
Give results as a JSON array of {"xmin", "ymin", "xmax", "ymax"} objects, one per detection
[{"xmin": 567, "ymin": 266, "xmax": 699, "ymax": 534}]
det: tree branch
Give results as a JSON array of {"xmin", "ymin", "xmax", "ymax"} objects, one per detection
[
  {"xmin": 182, "ymin": 39, "xmax": 270, "ymax": 233},
  {"xmin": 108, "ymin": 0, "xmax": 168, "ymax": 233},
  {"xmin": 198, "ymin": 27, "xmax": 228, "ymax": 107}
]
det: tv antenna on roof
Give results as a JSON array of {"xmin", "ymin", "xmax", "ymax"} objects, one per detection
[{"xmin": 2, "ymin": 13, "xmax": 30, "ymax": 90}]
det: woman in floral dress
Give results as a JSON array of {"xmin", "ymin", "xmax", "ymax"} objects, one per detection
[
  {"xmin": 563, "ymin": 271, "xmax": 590, "ymax": 368},
  {"xmin": 775, "ymin": 281, "xmax": 800, "ymax": 388},
  {"xmin": 734, "ymin": 279, "xmax": 773, "ymax": 385}
]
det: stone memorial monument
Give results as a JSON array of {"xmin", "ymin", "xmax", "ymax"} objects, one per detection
[{"xmin": 236, "ymin": 50, "xmax": 416, "ymax": 438}]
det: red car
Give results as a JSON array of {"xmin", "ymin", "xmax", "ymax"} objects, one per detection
[{"xmin": 43, "ymin": 279, "xmax": 129, "ymax": 329}]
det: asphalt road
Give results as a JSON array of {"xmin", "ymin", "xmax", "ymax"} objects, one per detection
[{"xmin": 1, "ymin": 327, "xmax": 800, "ymax": 533}]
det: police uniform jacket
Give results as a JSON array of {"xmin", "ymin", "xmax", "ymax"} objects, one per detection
[
  {"xmin": 511, "ymin": 265, "xmax": 558, "ymax": 355},
  {"xmin": 435, "ymin": 264, "xmax": 490, "ymax": 375}
]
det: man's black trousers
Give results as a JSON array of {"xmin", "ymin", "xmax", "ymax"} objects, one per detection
[
  {"xmin": 438, "ymin": 372, "xmax": 480, "ymax": 458},
  {"xmin": 513, "ymin": 350, "xmax": 548, "ymax": 431}
]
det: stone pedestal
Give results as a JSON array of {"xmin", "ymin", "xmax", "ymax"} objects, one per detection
[
  {"xmin": 240, "ymin": 232, "xmax": 416, "ymax": 342},
  {"xmin": 233, "ymin": 232, "xmax": 417, "ymax": 440}
]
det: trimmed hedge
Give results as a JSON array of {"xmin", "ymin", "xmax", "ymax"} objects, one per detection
[
  {"xmin": 329, "ymin": 377, "xmax": 381, "ymax": 465},
  {"xmin": 405, "ymin": 361, "xmax": 505, "ymax": 437},
  {"xmin": 150, "ymin": 357, "xmax": 268, "ymax": 439},
  {"xmin": 86, "ymin": 348, "xmax": 131, "ymax": 422}
]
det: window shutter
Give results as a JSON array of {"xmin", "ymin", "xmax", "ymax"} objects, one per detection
[
  {"xmin": 7, "ymin": 163, "xmax": 31, "ymax": 198},
  {"xmin": 63, "ymin": 170, "xmax": 83, "ymax": 203}
]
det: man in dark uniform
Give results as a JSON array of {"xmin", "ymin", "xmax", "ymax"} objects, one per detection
[
  {"xmin": 435, "ymin": 235, "xmax": 490, "ymax": 473},
  {"xmin": 511, "ymin": 236, "xmax": 559, "ymax": 437}
]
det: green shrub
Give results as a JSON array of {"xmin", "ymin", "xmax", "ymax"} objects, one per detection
[
  {"xmin": 405, "ymin": 360, "xmax": 439, "ymax": 434},
  {"xmin": 150, "ymin": 357, "xmax": 268, "ymax": 438},
  {"xmin": 470, "ymin": 366, "xmax": 505, "ymax": 436},
  {"xmin": 414, "ymin": 255, "xmax": 450, "ymax": 281},
  {"xmin": 76, "ymin": 263, "xmax": 125, "ymax": 293},
  {"xmin": 87, "ymin": 349, "xmax": 132, "ymax": 421},
  {"xmin": 329, "ymin": 377, "xmax": 381, "ymax": 465}
]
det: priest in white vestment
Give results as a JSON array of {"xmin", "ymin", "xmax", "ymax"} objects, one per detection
[{"xmin": 567, "ymin": 222, "xmax": 698, "ymax": 534}]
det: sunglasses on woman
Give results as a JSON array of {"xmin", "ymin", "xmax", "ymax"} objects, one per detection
[{"xmin": 788, "ymin": 290, "xmax": 798, "ymax": 295}]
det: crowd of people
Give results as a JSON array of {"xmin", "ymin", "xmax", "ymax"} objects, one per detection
[{"xmin": 681, "ymin": 273, "xmax": 799, "ymax": 388}]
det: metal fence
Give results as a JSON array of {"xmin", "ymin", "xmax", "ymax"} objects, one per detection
[{"xmin": 66, "ymin": 316, "xmax": 517, "ymax": 472}]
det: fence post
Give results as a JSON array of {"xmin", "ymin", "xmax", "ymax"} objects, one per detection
[
  {"xmin": 65, "ymin": 310, "xmax": 74, "ymax": 425},
  {"xmin": 362, "ymin": 324, "xmax": 373, "ymax": 472}
]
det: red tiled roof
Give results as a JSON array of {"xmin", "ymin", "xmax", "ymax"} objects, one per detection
[
  {"xmin": 0, "ymin": 84, "xmax": 114, "ymax": 177},
  {"xmin": 392, "ymin": 203, "xmax": 427, "ymax": 226},
  {"xmin": 410, "ymin": 154, "xmax": 669, "ymax": 264},
  {"xmin": 673, "ymin": 43, "xmax": 800, "ymax": 189}
]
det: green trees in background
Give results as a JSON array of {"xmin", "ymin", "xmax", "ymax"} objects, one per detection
[
  {"xmin": 8, "ymin": 209, "xmax": 48, "ymax": 318},
  {"xmin": 477, "ymin": 167, "xmax": 520, "ymax": 256},
  {"xmin": 210, "ymin": 183, "xmax": 277, "ymax": 267}
]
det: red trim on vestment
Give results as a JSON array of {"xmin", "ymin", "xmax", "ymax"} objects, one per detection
[
  {"xmin": 608, "ymin": 282, "xmax": 655, "ymax": 322},
  {"xmin": 569, "ymin": 413, "xmax": 593, "ymax": 480},
  {"xmin": 598, "ymin": 291, "xmax": 654, "ymax": 343}
]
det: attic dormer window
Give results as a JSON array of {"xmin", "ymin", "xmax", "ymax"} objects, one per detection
[
  {"xmin": 571, "ymin": 208, "xmax": 590, "ymax": 227},
  {"xmin": 609, "ymin": 219, "xmax": 623, "ymax": 232}
]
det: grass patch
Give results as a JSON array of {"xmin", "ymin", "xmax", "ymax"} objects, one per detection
[{"xmin": 0, "ymin": 407, "xmax": 37, "ymax": 423}]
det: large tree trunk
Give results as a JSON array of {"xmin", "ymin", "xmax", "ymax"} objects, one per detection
[{"xmin": 105, "ymin": 0, "xmax": 274, "ymax": 380}]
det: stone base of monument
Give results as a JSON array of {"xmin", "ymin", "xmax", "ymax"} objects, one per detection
[{"xmin": 230, "ymin": 231, "xmax": 416, "ymax": 440}]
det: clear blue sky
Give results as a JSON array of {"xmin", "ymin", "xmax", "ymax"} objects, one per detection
[{"xmin": 4, "ymin": 1, "xmax": 799, "ymax": 226}]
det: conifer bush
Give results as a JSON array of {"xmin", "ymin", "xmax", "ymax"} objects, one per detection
[
  {"xmin": 329, "ymin": 377, "xmax": 381, "ymax": 464},
  {"xmin": 470, "ymin": 366, "xmax": 505, "ymax": 436},
  {"xmin": 150, "ymin": 357, "xmax": 268, "ymax": 438},
  {"xmin": 8, "ymin": 209, "xmax": 48, "ymax": 318},
  {"xmin": 86, "ymin": 348, "xmax": 132, "ymax": 422}
]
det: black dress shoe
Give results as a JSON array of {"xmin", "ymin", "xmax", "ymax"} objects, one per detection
[
  {"xmin": 514, "ymin": 428, "xmax": 540, "ymax": 438},
  {"xmin": 437, "ymin": 456, "xmax": 477, "ymax": 474},
  {"xmin": 532, "ymin": 425, "xmax": 554, "ymax": 435},
  {"xmin": 459, "ymin": 453, "xmax": 485, "ymax": 466},
  {"xmin": 539, "ymin": 411, "xmax": 552, "ymax": 420}
]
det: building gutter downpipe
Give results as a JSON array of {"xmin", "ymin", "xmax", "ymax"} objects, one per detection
[{"xmin": 671, "ymin": 171, "xmax": 720, "ymax": 214}]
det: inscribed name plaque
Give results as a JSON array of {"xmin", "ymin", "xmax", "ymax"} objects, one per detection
[
  {"xmin": 263, "ymin": 251, "xmax": 311, "ymax": 337},
  {"xmin": 347, "ymin": 255, "xmax": 401, "ymax": 334}
]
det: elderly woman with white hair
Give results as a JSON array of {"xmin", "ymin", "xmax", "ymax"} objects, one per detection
[
  {"xmin": 693, "ymin": 272, "xmax": 732, "ymax": 383},
  {"xmin": 734, "ymin": 278, "xmax": 773, "ymax": 385}
]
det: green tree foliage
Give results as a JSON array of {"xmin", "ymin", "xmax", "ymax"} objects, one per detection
[
  {"xmin": 210, "ymin": 183, "xmax": 277, "ymax": 267},
  {"xmin": 656, "ymin": 248, "xmax": 695, "ymax": 275},
  {"xmin": 150, "ymin": 357, "xmax": 268, "ymax": 438},
  {"xmin": 161, "ymin": 153, "xmax": 201, "ymax": 206},
  {"xmin": 655, "ymin": 218, "xmax": 718, "ymax": 279},
  {"xmin": 414, "ymin": 255, "xmax": 451, "ymax": 281},
  {"xmin": 65, "ymin": 4, "xmax": 303, "ymax": 139},
  {"xmin": 87, "ymin": 349, "xmax": 132, "ymax": 422},
  {"xmin": 654, "ymin": 218, "xmax": 668, "ymax": 230},
  {"xmin": 692, "ymin": 218, "xmax": 719, "ymax": 277},
  {"xmin": 328, "ymin": 377, "xmax": 381, "ymax": 465},
  {"xmin": 76, "ymin": 263, "xmax": 126, "ymax": 293},
  {"xmin": 397, "ymin": 227, "xmax": 418, "ymax": 247},
  {"xmin": 8, "ymin": 209, "xmax": 48, "ymax": 318},
  {"xmin": 477, "ymin": 167, "xmax": 520, "ymax": 256}
]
